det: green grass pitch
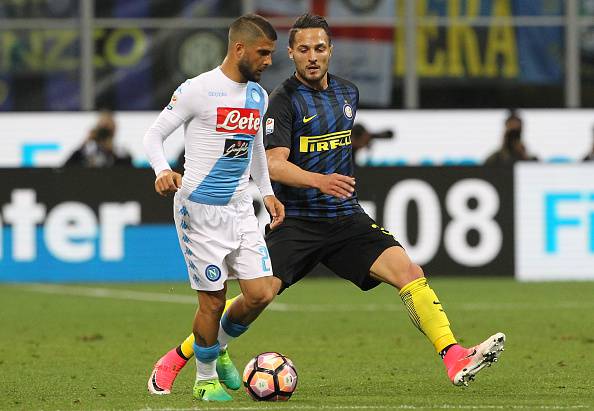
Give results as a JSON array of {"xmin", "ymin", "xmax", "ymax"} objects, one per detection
[{"xmin": 1, "ymin": 277, "xmax": 593, "ymax": 410}]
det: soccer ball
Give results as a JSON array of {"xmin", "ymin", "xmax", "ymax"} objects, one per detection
[{"xmin": 242, "ymin": 352, "xmax": 298, "ymax": 401}]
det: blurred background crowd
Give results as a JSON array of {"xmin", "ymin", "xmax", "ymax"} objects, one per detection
[{"xmin": 2, "ymin": 0, "xmax": 593, "ymax": 168}]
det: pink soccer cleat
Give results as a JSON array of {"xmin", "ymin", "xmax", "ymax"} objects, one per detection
[
  {"xmin": 148, "ymin": 348, "xmax": 188, "ymax": 394},
  {"xmin": 443, "ymin": 332, "xmax": 506, "ymax": 386}
]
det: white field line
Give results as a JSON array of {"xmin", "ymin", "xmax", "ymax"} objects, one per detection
[
  {"xmin": 136, "ymin": 405, "xmax": 591, "ymax": 410},
  {"xmin": 12, "ymin": 283, "xmax": 594, "ymax": 312}
]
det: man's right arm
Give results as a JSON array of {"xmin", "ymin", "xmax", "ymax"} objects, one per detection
[
  {"xmin": 266, "ymin": 147, "xmax": 355, "ymax": 199},
  {"xmin": 143, "ymin": 113, "xmax": 184, "ymax": 196},
  {"xmin": 142, "ymin": 80, "xmax": 196, "ymax": 195}
]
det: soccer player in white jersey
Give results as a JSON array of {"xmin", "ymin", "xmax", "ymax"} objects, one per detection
[{"xmin": 142, "ymin": 14, "xmax": 284, "ymax": 402}]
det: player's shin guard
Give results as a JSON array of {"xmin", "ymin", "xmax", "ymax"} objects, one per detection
[
  {"xmin": 399, "ymin": 277, "xmax": 457, "ymax": 353},
  {"xmin": 194, "ymin": 342, "xmax": 220, "ymax": 381},
  {"xmin": 218, "ymin": 311, "xmax": 249, "ymax": 348}
]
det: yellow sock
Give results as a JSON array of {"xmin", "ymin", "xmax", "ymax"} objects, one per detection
[
  {"xmin": 399, "ymin": 277, "xmax": 457, "ymax": 353},
  {"xmin": 179, "ymin": 333, "xmax": 195, "ymax": 359},
  {"xmin": 179, "ymin": 295, "xmax": 240, "ymax": 358}
]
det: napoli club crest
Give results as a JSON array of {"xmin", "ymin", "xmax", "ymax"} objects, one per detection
[{"xmin": 205, "ymin": 264, "xmax": 221, "ymax": 281}]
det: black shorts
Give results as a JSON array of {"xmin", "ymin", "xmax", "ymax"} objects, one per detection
[{"xmin": 265, "ymin": 212, "xmax": 402, "ymax": 293}]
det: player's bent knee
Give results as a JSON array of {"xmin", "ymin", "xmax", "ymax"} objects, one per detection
[
  {"xmin": 394, "ymin": 260, "xmax": 424, "ymax": 287},
  {"xmin": 408, "ymin": 263, "xmax": 424, "ymax": 281},
  {"xmin": 410, "ymin": 263, "xmax": 425, "ymax": 280},
  {"xmin": 394, "ymin": 251, "xmax": 424, "ymax": 285},
  {"xmin": 270, "ymin": 276, "xmax": 283, "ymax": 295},
  {"xmin": 244, "ymin": 287, "xmax": 275, "ymax": 309},
  {"xmin": 371, "ymin": 247, "xmax": 426, "ymax": 289}
]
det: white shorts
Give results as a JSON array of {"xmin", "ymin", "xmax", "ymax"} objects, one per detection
[{"xmin": 173, "ymin": 190, "xmax": 273, "ymax": 291}]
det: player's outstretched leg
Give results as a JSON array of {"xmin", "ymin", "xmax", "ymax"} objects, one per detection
[
  {"xmin": 443, "ymin": 332, "xmax": 506, "ymax": 386},
  {"xmin": 370, "ymin": 246, "xmax": 505, "ymax": 387},
  {"xmin": 148, "ymin": 296, "xmax": 239, "ymax": 394},
  {"xmin": 215, "ymin": 275, "xmax": 279, "ymax": 389},
  {"xmin": 399, "ymin": 277, "xmax": 506, "ymax": 386}
]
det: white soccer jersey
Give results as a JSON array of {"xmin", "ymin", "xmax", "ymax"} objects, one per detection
[{"xmin": 143, "ymin": 66, "xmax": 274, "ymax": 205}]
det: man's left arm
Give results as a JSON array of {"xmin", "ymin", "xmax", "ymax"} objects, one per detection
[{"xmin": 251, "ymin": 124, "xmax": 285, "ymax": 229}]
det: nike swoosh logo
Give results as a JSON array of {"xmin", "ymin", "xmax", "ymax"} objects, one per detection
[
  {"xmin": 433, "ymin": 301, "xmax": 441, "ymax": 305},
  {"xmin": 463, "ymin": 349, "xmax": 477, "ymax": 359},
  {"xmin": 303, "ymin": 114, "xmax": 317, "ymax": 123}
]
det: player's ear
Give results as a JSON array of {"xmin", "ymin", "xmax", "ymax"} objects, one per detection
[
  {"xmin": 329, "ymin": 44, "xmax": 333, "ymax": 57},
  {"xmin": 287, "ymin": 46, "xmax": 294, "ymax": 60},
  {"xmin": 234, "ymin": 41, "xmax": 245, "ymax": 59}
]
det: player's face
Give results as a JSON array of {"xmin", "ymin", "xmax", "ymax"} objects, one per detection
[
  {"xmin": 288, "ymin": 28, "xmax": 332, "ymax": 84},
  {"xmin": 238, "ymin": 37, "xmax": 275, "ymax": 82}
]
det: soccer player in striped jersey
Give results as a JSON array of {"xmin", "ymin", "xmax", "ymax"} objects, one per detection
[
  {"xmin": 149, "ymin": 13, "xmax": 505, "ymax": 395},
  {"xmin": 143, "ymin": 14, "xmax": 284, "ymax": 401}
]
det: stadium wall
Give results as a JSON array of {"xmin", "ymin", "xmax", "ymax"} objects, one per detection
[
  {"xmin": 1, "ymin": 110, "xmax": 593, "ymax": 167},
  {"xmin": 1, "ymin": 165, "xmax": 592, "ymax": 282}
]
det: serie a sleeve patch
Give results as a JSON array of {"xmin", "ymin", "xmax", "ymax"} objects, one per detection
[{"xmin": 265, "ymin": 118, "xmax": 274, "ymax": 135}]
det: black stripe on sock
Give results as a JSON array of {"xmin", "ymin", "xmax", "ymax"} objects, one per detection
[
  {"xmin": 439, "ymin": 344, "xmax": 456, "ymax": 359},
  {"xmin": 176, "ymin": 345, "xmax": 190, "ymax": 360}
]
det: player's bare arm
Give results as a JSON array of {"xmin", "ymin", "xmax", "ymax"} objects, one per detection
[
  {"xmin": 263, "ymin": 195, "xmax": 285, "ymax": 229},
  {"xmin": 266, "ymin": 147, "xmax": 355, "ymax": 199},
  {"xmin": 154, "ymin": 169, "xmax": 182, "ymax": 196}
]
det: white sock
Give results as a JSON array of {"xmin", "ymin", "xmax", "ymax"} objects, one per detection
[
  {"xmin": 195, "ymin": 358, "xmax": 217, "ymax": 381},
  {"xmin": 193, "ymin": 341, "xmax": 220, "ymax": 381},
  {"xmin": 217, "ymin": 311, "xmax": 249, "ymax": 351},
  {"xmin": 217, "ymin": 326, "xmax": 233, "ymax": 350}
]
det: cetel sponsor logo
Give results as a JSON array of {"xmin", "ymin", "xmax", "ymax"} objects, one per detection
[{"xmin": 216, "ymin": 107, "xmax": 261, "ymax": 135}]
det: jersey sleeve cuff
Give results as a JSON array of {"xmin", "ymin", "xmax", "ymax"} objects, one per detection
[
  {"xmin": 259, "ymin": 185, "xmax": 275, "ymax": 198},
  {"xmin": 154, "ymin": 164, "xmax": 172, "ymax": 176}
]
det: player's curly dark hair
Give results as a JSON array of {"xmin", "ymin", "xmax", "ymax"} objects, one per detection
[{"xmin": 289, "ymin": 13, "xmax": 331, "ymax": 47}]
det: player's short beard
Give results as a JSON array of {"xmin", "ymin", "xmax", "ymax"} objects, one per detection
[
  {"xmin": 238, "ymin": 57, "xmax": 260, "ymax": 82},
  {"xmin": 298, "ymin": 66, "xmax": 326, "ymax": 83}
]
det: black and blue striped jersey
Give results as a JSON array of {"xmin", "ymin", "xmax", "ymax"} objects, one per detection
[{"xmin": 264, "ymin": 74, "xmax": 363, "ymax": 218}]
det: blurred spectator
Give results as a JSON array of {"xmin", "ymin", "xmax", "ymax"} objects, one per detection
[
  {"xmin": 351, "ymin": 123, "xmax": 394, "ymax": 158},
  {"xmin": 64, "ymin": 110, "xmax": 132, "ymax": 167},
  {"xmin": 504, "ymin": 109, "xmax": 523, "ymax": 134},
  {"xmin": 583, "ymin": 127, "xmax": 594, "ymax": 161},
  {"xmin": 484, "ymin": 110, "xmax": 537, "ymax": 166}
]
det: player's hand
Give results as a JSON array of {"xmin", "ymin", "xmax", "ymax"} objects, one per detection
[
  {"xmin": 263, "ymin": 195, "xmax": 285, "ymax": 229},
  {"xmin": 315, "ymin": 173, "xmax": 355, "ymax": 199},
  {"xmin": 154, "ymin": 170, "xmax": 182, "ymax": 196}
]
